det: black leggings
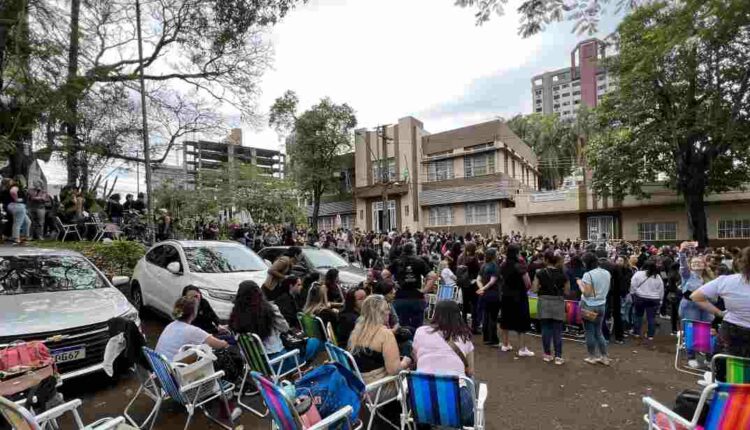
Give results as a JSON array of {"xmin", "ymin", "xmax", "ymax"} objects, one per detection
[{"xmin": 482, "ymin": 299, "xmax": 500, "ymax": 344}]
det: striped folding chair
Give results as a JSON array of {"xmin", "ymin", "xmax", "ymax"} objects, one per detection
[
  {"xmin": 398, "ymin": 371, "xmax": 487, "ymax": 430},
  {"xmin": 710, "ymin": 354, "xmax": 750, "ymax": 384},
  {"xmin": 564, "ymin": 300, "xmax": 583, "ymax": 326},
  {"xmin": 675, "ymin": 319, "xmax": 717, "ymax": 376},
  {"xmin": 250, "ymin": 371, "xmax": 360, "ymax": 430},
  {"xmin": 236, "ymin": 333, "xmax": 302, "ymax": 417},
  {"xmin": 643, "ymin": 383, "xmax": 750, "ymax": 430},
  {"xmin": 0, "ymin": 396, "xmax": 125, "ymax": 430},
  {"xmin": 141, "ymin": 347, "xmax": 237, "ymax": 430},
  {"xmin": 297, "ymin": 312, "xmax": 328, "ymax": 343},
  {"xmin": 326, "ymin": 342, "xmax": 399, "ymax": 430}
]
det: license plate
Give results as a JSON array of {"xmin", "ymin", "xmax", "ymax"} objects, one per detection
[{"xmin": 51, "ymin": 345, "xmax": 86, "ymax": 364}]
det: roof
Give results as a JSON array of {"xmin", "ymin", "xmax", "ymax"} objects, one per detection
[
  {"xmin": 306, "ymin": 201, "xmax": 355, "ymax": 217},
  {"xmin": 420, "ymin": 184, "xmax": 512, "ymax": 206}
]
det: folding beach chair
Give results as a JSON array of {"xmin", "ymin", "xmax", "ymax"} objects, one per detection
[
  {"xmin": 250, "ymin": 371, "xmax": 361, "ymax": 430},
  {"xmin": 675, "ymin": 319, "xmax": 717, "ymax": 376},
  {"xmin": 141, "ymin": 347, "xmax": 238, "ymax": 430},
  {"xmin": 643, "ymin": 383, "xmax": 750, "ymax": 430},
  {"xmin": 0, "ymin": 396, "xmax": 125, "ymax": 430},
  {"xmin": 326, "ymin": 342, "xmax": 399, "ymax": 430},
  {"xmin": 235, "ymin": 332, "xmax": 303, "ymax": 417},
  {"xmin": 56, "ymin": 217, "xmax": 81, "ymax": 242},
  {"xmin": 709, "ymin": 354, "xmax": 750, "ymax": 384},
  {"xmin": 398, "ymin": 371, "xmax": 487, "ymax": 430},
  {"xmin": 297, "ymin": 312, "xmax": 328, "ymax": 343},
  {"xmin": 326, "ymin": 322, "xmax": 339, "ymax": 347},
  {"xmin": 427, "ymin": 282, "xmax": 459, "ymax": 319}
]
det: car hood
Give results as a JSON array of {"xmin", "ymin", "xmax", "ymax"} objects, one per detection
[
  {"xmin": 189, "ymin": 270, "xmax": 267, "ymax": 291},
  {"xmin": 0, "ymin": 288, "xmax": 135, "ymax": 337}
]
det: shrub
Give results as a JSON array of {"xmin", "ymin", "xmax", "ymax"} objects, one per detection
[{"xmin": 83, "ymin": 240, "xmax": 146, "ymax": 278}]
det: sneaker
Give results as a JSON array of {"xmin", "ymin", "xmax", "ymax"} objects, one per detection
[
  {"xmin": 542, "ymin": 354, "xmax": 553, "ymax": 363},
  {"xmin": 688, "ymin": 359, "xmax": 700, "ymax": 369},
  {"xmin": 500, "ymin": 344, "xmax": 513, "ymax": 352},
  {"xmin": 554, "ymin": 357, "xmax": 565, "ymax": 365},
  {"xmin": 230, "ymin": 407, "xmax": 242, "ymax": 422},
  {"xmin": 583, "ymin": 357, "xmax": 599, "ymax": 365},
  {"xmin": 518, "ymin": 348, "xmax": 535, "ymax": 357},
  {"xmin": 659, "ymin": 314, "xmax": 670, "ymax": 320},
  {"xmin": 599, "ymin": 357, "xmax": 612, "ymax": 366}
]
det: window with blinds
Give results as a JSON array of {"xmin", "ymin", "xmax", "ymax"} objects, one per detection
[
  {"xmin": 464, "ymin": 153, "xmax": 495, "ymax": 177},
  {"xmin": 429, "ymin": 206, "xmax": 453, "ymax": 226},
  {"xmin": 465, "ymin": 203, "xmax": 497, "ymax": 224}
]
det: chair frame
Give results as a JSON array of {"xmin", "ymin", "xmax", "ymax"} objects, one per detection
[
  {"xmin": 674, "ymin": 319, "xmax": 716, "ymax": 377},
  {"xmin": 0, "ymin": 396, "xmax": 125, "ymax": 430},
  {"xmin": 56, "ymin": 217, "xmax": 82, "ymax": 242},
  {"xmin": 398, "ymin": 371, "xmax": 487, "ymax": 430},
  {"xmin": 250, "ymin": 371, "xmax": 360, "ymax": 430},
  {"xmin": 141, "ymin": 347, "xmax": 237, "ymax": 430},
  {"xmin": 236, "ymin": 332, "xmax": 303, "ymax": 418},
  {"xmin": 709, "ymin": 353, "xmax": 750, "ymax": 384},
  {"xmin": 297, "ymin": 312, "xmax": 328, "ymax": 343},
  {"xmin": 325, "ymin": 342, "xmax": 400, "ymax": 430},
  {"xmin": 326, "ymin": 322, "xmax": 339, "ymax": 347},
  {"xmin": 124, "ymin": 364, "xmax": 162, "ymax": 428},
  {"xmin": 85, "ymin": 214, "xmax": 106, "ymax": 242}
]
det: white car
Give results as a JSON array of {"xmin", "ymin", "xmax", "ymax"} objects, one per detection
[
  {"xmin": 0, "ymin": 248, "xmax": 139, "ymax": 380},
  {"xmin": 131, "ymin": 240, "xmax": 268, "ymax": 320}
]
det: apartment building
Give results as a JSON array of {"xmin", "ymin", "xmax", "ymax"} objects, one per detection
[
  {"xmin": 531, "ymin": 38, "xmax": 617, "ymax": 121},
  {"xmin": 353, "ymin": 117, "xmax": 539, "ymax": 234}
]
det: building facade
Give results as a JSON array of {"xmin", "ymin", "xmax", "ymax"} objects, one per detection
[
  {"xmin": 353, "ymin": 117, "xmax": 540, "ymax": 235},
  {"xmin": 531, "ymin": 38, "xmax": 617, "ymax": 121},
  {"xmin": 306, "ymin": 152, "xmax": 357, "ymax": 231}
]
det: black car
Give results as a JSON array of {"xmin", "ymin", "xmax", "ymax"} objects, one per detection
[{"xmin": 258, "ymin": 246, "xmax": 366, "ymax": 289}]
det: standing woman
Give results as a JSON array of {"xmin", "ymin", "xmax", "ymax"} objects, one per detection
[
  {"xmin": 629, "ymin": 258, "xmax": 665, "ymax": 345},
  {"xmin": 7, "ymin": 179, "xmax": 31, "ymax": 244},
  {"xmin": 532, "ymin": 251, "xmax": 570, "ymax": 364},
  {"xmin": 476, "ymin": 248, "xmax": 501, "ymax": 346},
  {"xmin": 578, "ymin": 252, "xmax": 612, "ymax": 365},
  {"xmin": 499, "ymin": 244, "xmax": 534, "ymax": 357},
  {"xmin": 677, "ymin": 241, "xmax": 715, "ymax": 368},
  {"xmin": 458, "ymin": 242, "xmax": 482, "ymax": 333}
]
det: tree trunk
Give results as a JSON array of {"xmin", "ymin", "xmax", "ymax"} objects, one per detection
[
  {"xmin": 64, "ymin": 0, "xmax": 81, "ymax": 186},
  {"xmin": 685, "ymin": 192, "xmax": 709, "ymax": 248}
]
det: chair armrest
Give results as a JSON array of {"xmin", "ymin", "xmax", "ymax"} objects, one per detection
[
  {"xmin": 477, "ymin": 383, "xmax": 488, "ymax": 410},
  {"xmin": 642, "ymin": 397, "xmax": 694, "ymax": 428},
  {"xmin": 307, "ymin": 406, "xmax": 353, "ymax": 430},
  {"xmin": 179, "ymin": 370, "xmax": 226, "ymax": 393},
  {"xmin": 85, "ymin": 416, "xmax": 126, "ymax": 430},
  {"xmin": 34, "ymin": 399, "xmax": 83, "ymax": 424},
  {"xmin": 365, "ymin": 375, "xmax": 398, "ymax": 392},
  {"xmin": 268, "ymin": 348, "xmax": 300, "ymax": 365}
]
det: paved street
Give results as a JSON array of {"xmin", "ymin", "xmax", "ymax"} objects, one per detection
[{"xmin": 53, "ymin": 312, "xmax": 692, "ymax": 430}]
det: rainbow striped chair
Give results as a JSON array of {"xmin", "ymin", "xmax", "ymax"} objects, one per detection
[
  {"xmin": 564, "ymin": 300, "xmax": 583, "ymax": 326},
  {"xmin": 643, "ymin": 383, "xmax": 750, "ymax": 430},
  {"xmin": 675, "ymin": 320, "xmax": 717, "ymax": 376},
  {"xmin": 249, "ymin": 371, "xmax": 360, "ymax": 430},
  {"xmin": 398, "ymin": 371, "xmax": 487, "ymax": 430},
  {"xmin": 710, "ymin": 354, "xmax": 750, "ymax": 384}
]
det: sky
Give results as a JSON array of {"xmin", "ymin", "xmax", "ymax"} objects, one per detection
[{"xmin": 41, "ymin": 0, "xmax": 622, "ymax": 194}]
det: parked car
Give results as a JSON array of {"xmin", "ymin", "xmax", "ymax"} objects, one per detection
[
  {"xmin": 0, "ymin": 248, "xmax": 139, "ymax": 380},
  {"xmin": 131, "ymin": 240, "xmax": 267, "ymax": 320},
  {"xmin": 258, "ymin": 246, "xmax": 366, "ymax": 290}
]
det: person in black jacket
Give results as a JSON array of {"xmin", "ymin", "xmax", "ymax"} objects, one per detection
[
  {"xmin": 336, "ymin": 287, "xmax": 367, "ymax": 347},
  {"xmin": 598, "ymin": 251, "xmax": 624, "ymax": 343},
  {"xmin": 182, "ymin": 285, "xmax": 228, "ymax": 336},
  {"xmin": 264, "ymin": 275, "xmax": 303, "ymax": 330}
]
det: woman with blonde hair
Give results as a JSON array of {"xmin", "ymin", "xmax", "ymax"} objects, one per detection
[
  {"xmin": 348, "ymin": 295, "xmax": 411, "ymax": 400},
  {"xmin": 303, "ymin": 282, "xmax": 338, "ymax": 329}
]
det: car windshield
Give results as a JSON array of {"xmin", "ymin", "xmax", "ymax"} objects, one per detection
[
  {"xmin": 184, "ymin": 246, "xmax": 266, "ymax": 273},
  {"xmin": 0, "ymin": 256, "xmax": 107, "ymax": 295},
  {"xmin": 304, "ymin": 249, "xmax": 349, "ymax": 269}
]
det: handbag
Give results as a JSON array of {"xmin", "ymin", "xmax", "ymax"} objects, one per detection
[
  {"xmin": 447, "ymin": 340, "xmax": 471, "ymax": 376},
  {"xmin": 281, "ymin": 329, "xmax": 307, "ymax": 356},
  {"xmin": 580, "ymin": 279, "xmax": 599, "ymax": 322}
]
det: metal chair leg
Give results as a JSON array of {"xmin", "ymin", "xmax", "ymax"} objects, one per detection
[{"xmin": 236, "ymin": 369, "xmax": 267, "ymax": 417}]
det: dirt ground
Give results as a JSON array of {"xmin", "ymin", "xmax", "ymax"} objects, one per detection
[{"xmin": 53, "ymin": 313, "xmax": 696, "ymax": 430}]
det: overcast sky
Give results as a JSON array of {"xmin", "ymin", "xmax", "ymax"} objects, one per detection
[{"xmin": 42, "ymin": 0, "xmax": 621, "ymax": 193}]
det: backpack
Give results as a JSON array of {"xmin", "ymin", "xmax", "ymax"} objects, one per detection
[{"xmin": 294, "ymin": 362, "xmax": 365, "ymax": 418}]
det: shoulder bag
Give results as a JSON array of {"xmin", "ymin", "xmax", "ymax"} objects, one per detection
[
  {"xmin": 447, "ymin": 340, "xmax": 472, "ymax": 377},
  {"xmin": 579, "ymin": 277, "xmax": 599, "ymax": 322}
]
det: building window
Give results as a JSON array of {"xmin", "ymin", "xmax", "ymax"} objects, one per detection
[
  {"xmin": 534, "ymin": 89, "xmax": 542, "ymax": 95},
  {"xmin": 718, "ymin": 219, "xmax": 750, "ymax": 239},
  {"xmin": 465, "ymin": 202, "xmax": 497, "ymax": 225},
  {"xmin": 429, "ymin": 206, "xmax": 453, "ymax": 226},
  {"xmin": 561, "ymin": 84, "xmax": 569, "ymax": 88},
  {"xmin": 553, "ymin": 104, "xmax": 560, "ymax": 109},
  {"xmin": 573, "ymin": 90, "xmax": 581, "ymax": 96},
  {"xmin": 535, "ymin": 99, "xmax": 542, "ymax": 105},
  {"xmin": 562, "ymin": 92, "xmax": 570, "ymax": 97},
  {"xmin": 554, "ymin": 95, "xmax": 560, "ymax": 100},
  {"xmin": 573, "ymin": 82, "xmax": 580, "ymax": 87},
  {"xmin": 341, "ymin": 214, "xmax": 354, "ymax": 230},
  {"xmin": 562, "ymin": 111, "xmax": 570, "ymax": 115},
  {"xmin": 574, "ymin": 100, "xmax": 580, "ymax": 105},
  {"xmin": 464, "ymin": 152, "xmax": 495, "ymax": 177},
  {"xmin": 373, "ymin": 200, "xmax": 397, "ymax": 232},
  {"xmin": 638, "ymin": 222, "xmax": 677, "ymax": 241},
  {"xmin": 427, "ymin": 159, "xmax": 454, "ymax": 182},
  {"xmin": 405, "ymin": 205, "xmax": 409, "ymax": 216},
  {"xmin": 372, "ymin": 158, "xmax": 396, "ymax": 183},
  {"xmin": 317, "ymin": 216, "xmax": 334, "ymax": 232},
  {"xmin": 598, "ymin": 75, "xmax": 606, "ymax": 81},
  {"xmin": 535, "ymin": 108, "xmax": 542, "ymax": 112},
  {"xmin": 598, "ymin": 85, "xmax": 606, "ymax": 91},
  {"xmin": 359, "ymin": 210, "xmax": 363, "ymax": 220}
]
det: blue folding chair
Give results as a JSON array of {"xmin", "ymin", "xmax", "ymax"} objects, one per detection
[
  {"xmin": 398, "ymin": 371, "xmax": 487, "ymax": 430},
  {"xmin": 326, "ymin": 342, "xmax": 399, "ymax": 430},
  {"xmin": 141, "ymin": 347, "xmax": 238, "ymax": 430}
]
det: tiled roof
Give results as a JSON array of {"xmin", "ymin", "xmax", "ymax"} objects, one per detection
[
  {"xmin": 306, "ymin": 200, "xmax": 355, "ymax": 217},
  {"xmin": 420, "ymin": 184, "xmax": 512, "ymax": 206}
]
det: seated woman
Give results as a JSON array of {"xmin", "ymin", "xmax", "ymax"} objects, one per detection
[
  {"xmin": 265, "ymin": 275, "xmax": 303, "ymax": 330},
  {"xmin": 324, "ymin": 268, "xmax": 345, "ymax": 306},
  {"xmin": 155, "ymin": 296, "xmax": 230, "ymax": 361},
  {"xmin": 229, "ymin": 280, "xmax": 321, "ymax": 371},
  {"xmin": 182, "ymin": 285, "xmax": 229, "ymax": 336},
  {"xmin": 412, "ymin": 300, "xmax": 475, "ymax": 426},
  {"xmin": 348, "ymin": 295, "xmax": 412, "ymax": 401},
  {"xmin": 336, "ymin": 287, "xmax": 367, "ymax": 348},
  {"xmin": 303, "ymin": 282, "xmax": 339, "ymax": 330}
]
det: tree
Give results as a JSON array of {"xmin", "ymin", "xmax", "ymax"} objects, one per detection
[
  {"xmin": 269, "ymin": 92, "xmax": 357, "ymax": 231},
  {"xmin": 507, "ymin": 113, "xmax": 577, "ymax": 189},
  {"xmin": 586, "ymin": 0, "xmax": 750, "ymax": 247},
  {"xmin": 455, "ymin": 0, "xmax": 646, "ymax": 36}
]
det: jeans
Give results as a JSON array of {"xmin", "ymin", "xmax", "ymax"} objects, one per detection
[
  {"xmin": 268, "ymin": 338, "xmax": 322, "ymax": 374},
  {"xmin": 679, "ymin": 298, "xmax": 712, "ymax": 322},
  {"xmin": 582, "ymin": 304, "xmax": 607, "ymax": 358},
  {"xmin": 540, "ymin": 319, "xmax": 563, "ymax": 357},
  {"xmin": 633, "ymin": 295, "xmax": 661, "ymax": 338},
  {"xmin": 482, "ymin": 298, "xmax": 500, "ymax": 344},
  {"xmin": 29, "ymin": 206, "xmax": 45, "ymax": 240},
  {"xmin": 459, "ymin": 385, "xmax": 474, "ymax": 426},
  {"xmin": 8, "ymin": 202, "xmax": 30, "ymax": 241}
]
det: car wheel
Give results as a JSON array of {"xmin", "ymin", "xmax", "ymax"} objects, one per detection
[{"xmin": 131, "ymin": 282, "xmax": 144, "ymax": 312}]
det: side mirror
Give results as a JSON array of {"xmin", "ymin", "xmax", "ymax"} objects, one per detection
[
  {"xmin": 111, "ymin": 276, "xmax": 130, "ymax": 287},
  {"xmin": 166, "ymin": 261, "xmax": 182, "ymax": 275}
]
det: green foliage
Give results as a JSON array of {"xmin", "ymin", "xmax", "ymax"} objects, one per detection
[
  {"xmin": 587, "ymin": 0, "xmax": 750, "ymax": 245},
  {"xmin": 85, "ymin": 240, "xmax": 146, "ymax": 278}
]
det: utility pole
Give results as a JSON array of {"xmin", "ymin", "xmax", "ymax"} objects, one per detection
[{"xmin": 135, "ymin": 0, "xmax": 153, "ymax": 242}]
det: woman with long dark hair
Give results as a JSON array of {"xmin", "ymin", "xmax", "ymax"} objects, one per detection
[
  {"xmin": 336, "ymin": 287, "xmax": 367, "ymax": 347},
  {"xmin": 412, "ymin": 300, "xmax": 475, "ymax": 426},
  {"xmin": 630, "ymin": 258, "xmax": 665, "ymax": 344},
  {"xmin": 476, "ymin": 248, "xmax": 501, "ymax": 346},
  {"xmin": 230, "ymin": 280, "xmax": 321, "ymax": 369},
  {"xmin": 324, "ymin": 268, "xmax": 344, "ymax": 305},
  {"xmin": 499, "ymin": 244, "xmax": 534, "ymax": 357},
  {"xmin": 182, "ymin": 285, "xmax": 227, "ymax": 336}
]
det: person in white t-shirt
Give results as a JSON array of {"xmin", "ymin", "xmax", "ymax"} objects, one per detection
[
  {"xmin": 439, "ymin": 257, "xmax": 457, "ymax": 289},
  {"xmin": 155, "ymin": 296, "xmax": 229, "ymax": 361}
]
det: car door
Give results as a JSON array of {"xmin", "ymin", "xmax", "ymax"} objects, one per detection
[
  {"xmin": 155, "ymin": 244, "xmax": 186, "ymax": 312},
  {"xmin": 140, "ymin": 245, "xmax": 167, "ymax": 310},
  {"xmin": 142, "ymin": 244, "xmax": 183, "ymax": 313}
]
